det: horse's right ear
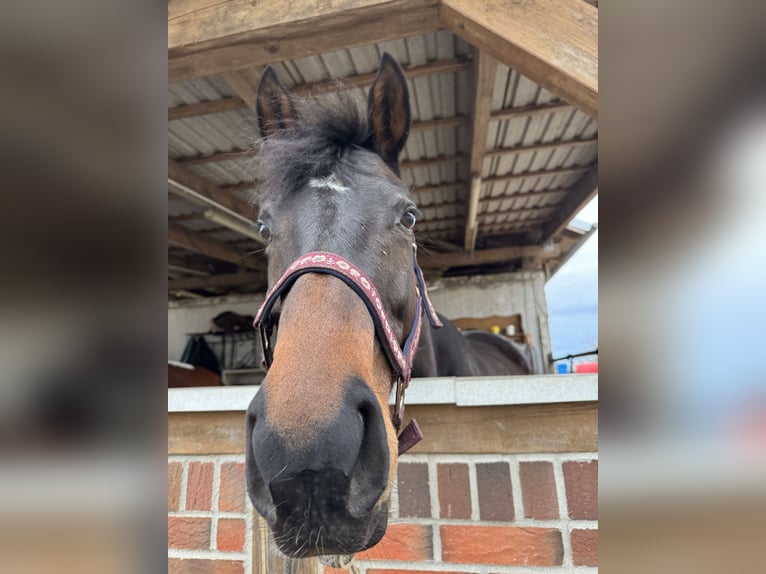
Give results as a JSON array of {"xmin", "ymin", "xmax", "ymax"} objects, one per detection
[{"xmin": 256, "ymin": 66, "xmax": 297, "ymax": 138}]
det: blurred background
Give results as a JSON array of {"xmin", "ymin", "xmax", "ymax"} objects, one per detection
[{"xmin": 1, "ymin": 0, "xmax": 765, "ymax": 572}]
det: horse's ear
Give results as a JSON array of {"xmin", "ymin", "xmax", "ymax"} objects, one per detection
[
  {"xmin": 367, "ymin": 53, "xmax": 411, "ymax": 174},
  {"xmin": 256, "ymin": 66, "xmax": 298, "ymax": 138}
]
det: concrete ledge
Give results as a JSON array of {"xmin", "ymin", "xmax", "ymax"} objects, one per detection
[{"xmin": 168, "ymin": 374, "xmax": 597, "ymax": 412}]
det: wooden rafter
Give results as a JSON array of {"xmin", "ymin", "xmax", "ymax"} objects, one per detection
[
  {"xmin": 168, "ymin": 159, "xmax": 253, "ymax": 220},
  {"xmin": 168, "ymin": 221, "xmax": 261, "ymax": 269},
  {"xmin": 463, "ymin": 50, "xmax": 497, "ymax": 253},
  {"xmin": 168, "ymin": 271, "xmax": 266, "ymax": 291},
  {"xmin": 168, "ymin": 0, "xmax": 441, "ymax": 82},
  {"xmin": 419, "ymin": 243, "xmax": 561, "ymax": 270},
  {"xmin": 169, "ymin": 58, "xmax": 472, "ymax": 120},
  {"xmin": 535, "ymin": 163, "xmax": 598, "ymax": 243},
  {"xmin": 440, "ymin": 0, "xmax": 598, "ymax": 117},
  {"xmin": 222, "ymin": 67, "xmax": 265, "ymax": 111}
]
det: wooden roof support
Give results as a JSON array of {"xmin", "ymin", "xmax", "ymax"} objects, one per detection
[
  {"xmin": 168, "ymin": 0, "xmax": 441, "ymax": 82},
  {"xmin": 440, "ymin": 0, "xmax": 597, "ymax": 118},
  {"xmin": 490, "ymin": 101, "xmax": 573, "ymax": 121},
  {"xmin": 463, "ymin": 50, "xmax": 497, "ymax": 253},
  {"xmin": 419, "ymin": 243, "xmax": 561, "ymax": 270},
  {"xmin": 168, "ymin": 271, "xmax": 265, "ymax": 291},
  {"xmin": 484, "ymin": 136, "xmax": 597, "ymax": 158},
  {"xmin": 169, "ymin": 221, "xmax": 261, "ymax": 269},
  {"xmin": 168, "ymin": 97, "xmax": 246, "ymax": 121},
  {"xmin": 222, "ymin": 67, "xmax": 265, "ymax": 111},
  {"xmin": 168, "ymin": 159, "xmax": 254, "ymax": 222},
  {"xmin": 533, "ymin": 162, "xmax": 598, "ymax": 243},
  {"xmin": 169, "ymin": 58, "xmax": 472, "ymax": 120}
]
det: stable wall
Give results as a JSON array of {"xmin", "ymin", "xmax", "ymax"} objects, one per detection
[
  {"xmin": 168, "ymin": 271, "xmax": 553, "ymax": 372},
  {"xmin": 167, "ymin": 376, "xmax": 598, "ymax": 573}
]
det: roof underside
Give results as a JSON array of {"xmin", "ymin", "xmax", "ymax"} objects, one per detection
[{"xmin": 167, "ymin": 0, "xmax": 598, "ymax": 300}]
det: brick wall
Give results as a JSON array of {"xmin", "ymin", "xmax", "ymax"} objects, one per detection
[
  {"xmin": 168, "ymin": 454, "xmax": 597, "ymax": 573},
  {"xmin": 168, "ymin": 456, "xmax": 251, "ymax": 574}
]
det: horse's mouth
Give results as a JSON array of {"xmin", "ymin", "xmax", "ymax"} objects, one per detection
[{"xmin": 272, "ymin": 501, "xmax": 388, "ymax": 558}]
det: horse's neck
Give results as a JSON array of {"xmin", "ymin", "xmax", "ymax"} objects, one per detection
[{"xmin": 412, "ymin": 315, "xmax": 482, "ymax": 378}]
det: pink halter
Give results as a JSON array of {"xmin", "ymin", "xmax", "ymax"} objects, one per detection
[{"xmin": 254, "ymin": 242, "xmax": 442, "ymax": 454}]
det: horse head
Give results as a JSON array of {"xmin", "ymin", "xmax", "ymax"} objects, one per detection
[{"xmin": 245, "ymin": 53, "xmax": 433, "ymax": 558}]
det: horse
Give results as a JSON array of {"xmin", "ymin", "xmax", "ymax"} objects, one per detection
[{"xmin": 245, "ymin": 53, "xmax": 532, "ymax": 560}]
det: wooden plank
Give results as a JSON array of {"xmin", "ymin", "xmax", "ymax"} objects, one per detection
[
  {"xmin": 537, "ymin": 162, "xmax": 598, "ymax": 242},
  {"xmin": 482, "ymin": 164, "xmax": 592, "ymax": 185},
  {"xmin": 167, "ymin": 401, "xmax": 597, "ymax": 455},
  {"xmin": 168, "ymin": 222, "xmax": 261, "ymax": 269},
  {"xmin": 463, "ymin": 50, "xmax": 497, "ymax": 253},
  {"xmin": 440, "ymin": 0, "xmax": 598, "ymax": 118},
  {"xmin": 491, "ymin": 101, "xmax": 573, "ymax": 121},
  {"xmin": 484, "ymin": 136, "xmax": 597, "ymax": 158},
  {"xmin": 167, "ymin": 271, "xmax": 265, "ymax": 291},
  {"xmin": 419, "ymin": 243, "xmax": 560, "ymax": 270},
  {"xmin": 222, "ymin": 67, "xmax": 265, "ymax": 111},
  {"xmin": 168, "ymin": 159, "xmax": 254, "ymax": 219},
  {"xmin": 168, "ymin": 58, "xmax": 471, "ymax": 120},
  {"xmin": 168, "ymin": 97, "xmax": 246, "ymax": 121},
  {"xmin": 168, "ymin": 0, "xmax": 441, "ymax": 82}
]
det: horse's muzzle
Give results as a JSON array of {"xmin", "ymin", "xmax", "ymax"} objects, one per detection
[{"xmin": 245, "ymin": 376, "xmax": 391, "ymax": 556}]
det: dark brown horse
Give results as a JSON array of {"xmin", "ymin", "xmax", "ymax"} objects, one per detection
[{"xmin": 245, "ymin": 53, "xmax": 531, "ymax": 560}]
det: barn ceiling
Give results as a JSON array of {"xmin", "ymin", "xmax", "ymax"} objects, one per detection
[{"xmin": 167, "ymin": 0, "xmax": 598, "ymax": 300}]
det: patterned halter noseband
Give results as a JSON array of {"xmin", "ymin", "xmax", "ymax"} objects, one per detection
[{"xmin": 254, "ymin": 242, "xmax": 442, "ymax": 454}]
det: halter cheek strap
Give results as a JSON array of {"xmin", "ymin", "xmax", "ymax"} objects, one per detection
[{"xmin": 254, "ymin": 242, "xmax": 442, "ymax": 454}]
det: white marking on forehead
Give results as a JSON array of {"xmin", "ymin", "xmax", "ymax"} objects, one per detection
[{"xmin": 308, "ymin": 174, "xmax": 350, "ymax": 194}]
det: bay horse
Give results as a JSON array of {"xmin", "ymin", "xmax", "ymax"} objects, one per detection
[{"xmin": 245, "ymin": 53, "xmax": 531, "ymax": 560}]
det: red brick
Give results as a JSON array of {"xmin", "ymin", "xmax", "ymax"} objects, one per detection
[
  {"xmin": 571, "ymin": 528, "xmax": 598, "ymax": 566},
  {"xmin": 519, "ymin": 461, "xmax": 559, "ymax": 519},
  {"xmin": 216, "ymin": 518, "xmax": 245, "ymax": 552},
  {"xmin": 396, "ymin": 463, "xmax": 430, "ymax": 518},
  {"xmin": 440, "ymin": 525, "xmax": 563, "ymax": 566},
  {"xmin": 476, "ymin": 462, "xmax": 514, "ymax": 521},
  {"xmin": 168, "ymin": 462, "xmax": 183, "ymax": 512},
  {"xmin": 357, "ymin": 523, "xmax": 433, "ymax": 562},
  {"xmin": 219, "ymin": 462, "xmax": 246, "ymax": 513},
  {"xmin": 168, "ymin": 558, "xmax": 244, "ymax": 574},
  {"xmin": 168, "ymin": 517, "xmax": 211, "ymax": 550},
  {"xmin": 437, "ymin": 463, "xmax": 471, "ymax": 519},
  {"xmin": 563, "ymin": 460, "xmax": 598, "ymax": 519},
  {"xmin": 186, "ymin": 461, "xmax": 214, "ymax": 511}
]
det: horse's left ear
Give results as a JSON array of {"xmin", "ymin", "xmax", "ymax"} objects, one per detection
[{"xmin": 367, "ymin": 53, "xmax": 411, "ymax": 174}]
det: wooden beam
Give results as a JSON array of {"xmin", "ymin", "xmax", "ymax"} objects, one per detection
[
  {"xmin": 440, "ymin": 0, "xmax": 598, "ymax": 118},
  {"xmin": 290, "ymin": 57, "xmax": 472, "ymax": 97},
  {"xmin": 464, "ymin": 50, "xmax": 497, "ymax": 252},
  {"xmin": 168, "ymin": 271, "xmax": 265, "ymax": 291},
  {"xmin": 168, "ymin": 97, "xmax": 246, "ymax": 121},
  {"xmin": 412, "ymin": 180, "xmax": 467, "ymax": 194},
  {"xmin": 168, "ymin": 0, "xmax": 441, "ymax": 82},
  {"xmin": 482, "ymin": 164, "xmax": 592, "ymax": 185},
  {"xmin": 490, "ymin": 101, "xmax": 573, "ymax": 121},
  {"xmin": 537, "ymin": 163, "xmax": 598, "ymax": 242},
  {"xmin": 168, "ymin": 221, "xmax": 261, "ymax": 269},
  {"xmin": 419, "ymin": 244, "xmax": 560, "ymax": 269},
  {"xmin": 168, "ymin": 58, "xmax": 471, "ymax": 119},
  {"xmin": 484, "ymin": 136, "xmax": 597, "ymax": 158},
  {"xmin": 168, "ymin": 255, "xmax": 215, "ymax": 276},
  {"xmin": 168, "ymin": 159, "xmax": 254, "ymax": 220},
  {"xmin": 221, "ymin": 67, "xmax": 264, "ymax": 111},
  {"xmin": 419, "ymin": 186, "xmax": 567, "ymax": 212}
]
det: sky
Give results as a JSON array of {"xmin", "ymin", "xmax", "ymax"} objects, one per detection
[{"xmin": 544, "ymin": 197, "xmax": 598, "ymax": 361}]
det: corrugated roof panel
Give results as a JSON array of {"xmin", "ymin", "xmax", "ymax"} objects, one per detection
[{"xmin": 169, "ymin": 76, "xmax": 234, "ymax": 107}]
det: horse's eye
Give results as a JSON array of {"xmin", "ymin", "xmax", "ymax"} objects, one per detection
[
  {"xmin": 400, "ymin": 209, "xmax": 417, "ymax": 230},
  {"xmin": 257, "ymin": 221, "xmax": 272, "ymax": 242}
]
